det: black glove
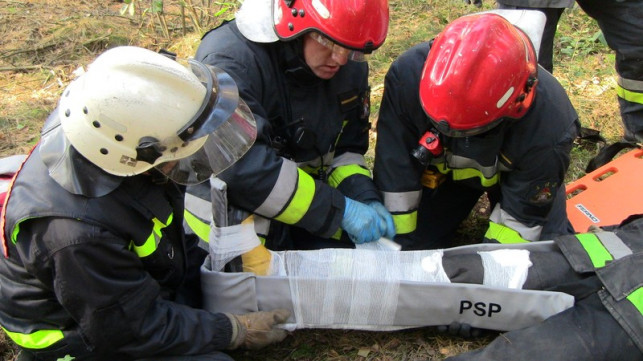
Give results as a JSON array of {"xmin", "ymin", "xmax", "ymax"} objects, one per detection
[
  {"xmin": 437, "ymin": 322, "xmax": 484, "ymax": 338},
  {"xmin": 463, "ymin": 0, "xmax": 483, "ymax": 7}
]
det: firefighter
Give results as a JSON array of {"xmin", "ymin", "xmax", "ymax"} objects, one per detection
[
  {"xmin": 373, "ymin": 13, "xmax": 581, "ymax": 250},
  {"xmin": 183, "ymin": 0, "xmax": 396, "ymax": 252},
  {"xmin": 444, "ymin": 215, "xmax": 643, "ymax": 360},
  {"xmin": 0, "ymin": 46, "xmax": 290, "ymax": 361},
  {"xmin": 466, "ymin": 0, "xmax": 574, "ymax": 74},
  {"xmin": 465, "ymin": 0, "xmax": 643, "ymax": 143},
  {"xmin": 575, "ymin": 0, "xmax": 643, "ymax": 143}
]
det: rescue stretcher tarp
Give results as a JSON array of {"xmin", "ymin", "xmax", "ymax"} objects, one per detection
[{"xmin": 201, "ymin": 241, "xmax": 574, "ymax": 332}]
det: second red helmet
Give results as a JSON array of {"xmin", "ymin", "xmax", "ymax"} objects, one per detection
[{"xmin": 419, "ymin": 13, "xmax": 538, "ymax": 137}]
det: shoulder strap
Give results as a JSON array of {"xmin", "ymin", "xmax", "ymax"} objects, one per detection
[
  {"xmin": 575, "ymin": 126, "xmax": 640, "ymax": 173},
  {"xmin": 586, "ymin": 141, "xmax": 640, "ymax": 173}
]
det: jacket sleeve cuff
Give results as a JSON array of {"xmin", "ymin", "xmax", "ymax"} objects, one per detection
[{"xmin": 223, "ymin": 313, "xmax": 246, "ymax": 350}]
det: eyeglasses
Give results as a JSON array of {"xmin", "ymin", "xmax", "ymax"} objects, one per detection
[{"xmin": 309, "ymin": 32, "xmax": 368, "ymax": 62}]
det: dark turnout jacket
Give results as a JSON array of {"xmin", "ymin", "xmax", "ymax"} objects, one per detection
[
  {"xmin": 374, "ymin": 41, "xmax": 580, "ymax": 245},
  {"xmin": 187, "ymin": 20, "xmax": 379, "ymax": 248},
  {"xmin": 0, "ymin": 148, "xmax": 232, "ymax": 360}
]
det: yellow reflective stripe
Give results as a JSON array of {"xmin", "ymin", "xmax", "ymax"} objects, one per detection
[
  {"xmin": 617, "ymin": 84, "xmax": 643, "ymax": 105},
  {"xmin": 485, "ymin": 222, "xmax": 530, "ymax": 244},
  {"xmin": 10, "ymin": 218, "xmax": 35, "ymax": 244},
  {"xmin": 331, "ymin": 227, "xmax": 343, "ymax": 240},
  {"xmin": 435, "ymin": 163, "xmax": 499, "ymax": 187},
  {"xmin": 452, "ymin": 169, "xmax": 499, "ymax": 187},
  {"xmin": 257, "ymin": 235, "xmax": 266, "ymax": 245},
  {"xmin": 393, "ymin": 211, "xmax": 417, "ymax": 235},
  {"xmin": 11, "ymin": 222, "xmax": 20, "ymax": 244},
  {"xmin": 300, "ymin": 164, "xmax": 326, "ymax": 178},
  {"xmin": 275, "ymin": 169, "xmax": 315, "ymax": 224},
  {"xmin": 1, "ymin": 326, "xmax": 64, "ymax": 350},
  {"xmin": 576, "ymin": 233, "xmax": 613, "ymax": 268},
  {"xmin": 627, "ymin": 287, "xmax": 643, "ymax": 315},
  {"xmin": 132, "ymin": 214, "xmax": 173, "ymax": 258},
  {"xmin": 184, "ymin": 210, "xmax": 210, "ymax": 243},
  {"xmin": 436, "ymin": 163, "xmax": 450, "ymax": 174},
  {"xmin": 328, "ymin": 164, "xmax": 371, "ymax": 188}
]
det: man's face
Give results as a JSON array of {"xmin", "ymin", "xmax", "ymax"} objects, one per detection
[{"xmin": 302, "ymin": 33, "xmax": 349, "ymax": 80}]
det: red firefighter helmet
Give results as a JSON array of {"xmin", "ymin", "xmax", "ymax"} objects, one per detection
[
  {"xmin": 419, "ymin": 13, "xmax": 538, "ymax": 137},
  {"xmin": 272, "ymin": 0, "xmax": 389, "ymax": 53}
]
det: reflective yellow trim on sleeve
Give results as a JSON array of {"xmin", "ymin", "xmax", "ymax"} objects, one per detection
[
  {"xmin": 131, "ymin": 214, "xmax": 173, "ymax": 258},
  {"xmin": 392, "ymin": 211, "xmax": 417, "ymax": 235},
  {"xmin": 275, "ymin": 169, "xmax": 315, "ymax": 224},
  {"xmin": 627, "ymin": 287, "xmax": 643, "ymax": 315},
  {"xmin": 327, "ymin": 164, "xmax": 371, "ymax": 188},
  {"xmin": 617, "ymin": 84, "xmax": 643, "ymax": 105},
  {"xmin": 576, "ymin": 233, "xmax": 613, "ymax": 268},
  {"xmin": 184, "ymin": 210, "xmax": 210, "ymax": 243},
  {"xmin": 485, "ymin": 222, "xmax": 530, "ymax": 244},
  {"xmin": 1, "ymin": 326, "xmax": 64, "ymax": 350}
]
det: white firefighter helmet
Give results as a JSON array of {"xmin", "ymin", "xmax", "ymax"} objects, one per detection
[{"xmin": 42, "ymin": 46, "xmax": 256, "ymax": 195}]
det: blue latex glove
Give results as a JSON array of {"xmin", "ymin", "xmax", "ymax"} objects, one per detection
[
  {"xmin": 341, "ymin": 197, "xmax": 384, "ymax": 244},
  {"xmin": 368, "ymin": 201, "xmax": 396, "ymax": 240}
]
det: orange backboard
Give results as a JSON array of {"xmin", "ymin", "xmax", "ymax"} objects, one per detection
[{"xmin": 565, "ymin": 148, "xmax": 643, "ymax": 232}]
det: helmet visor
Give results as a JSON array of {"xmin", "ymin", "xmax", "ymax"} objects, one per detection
[
  {"xmin": 309, "ymin": 32, "xmax": 369, "ymax": 62},
  {"xmin": 177, "ymin": 61, "xmax": 246, "ymax": 141},
  {"xmin": 158, "ymin": 96, "xmax": 257, "ymax": 185}
]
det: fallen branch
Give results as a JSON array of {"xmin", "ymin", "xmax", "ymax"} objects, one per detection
[
  {"xmin": 0, "ymin": 43, "xmax": 60, "ymax": 60},
  {"xmin": 0, "ymin": 65, "xmax": 42, "ymax": 72}
]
